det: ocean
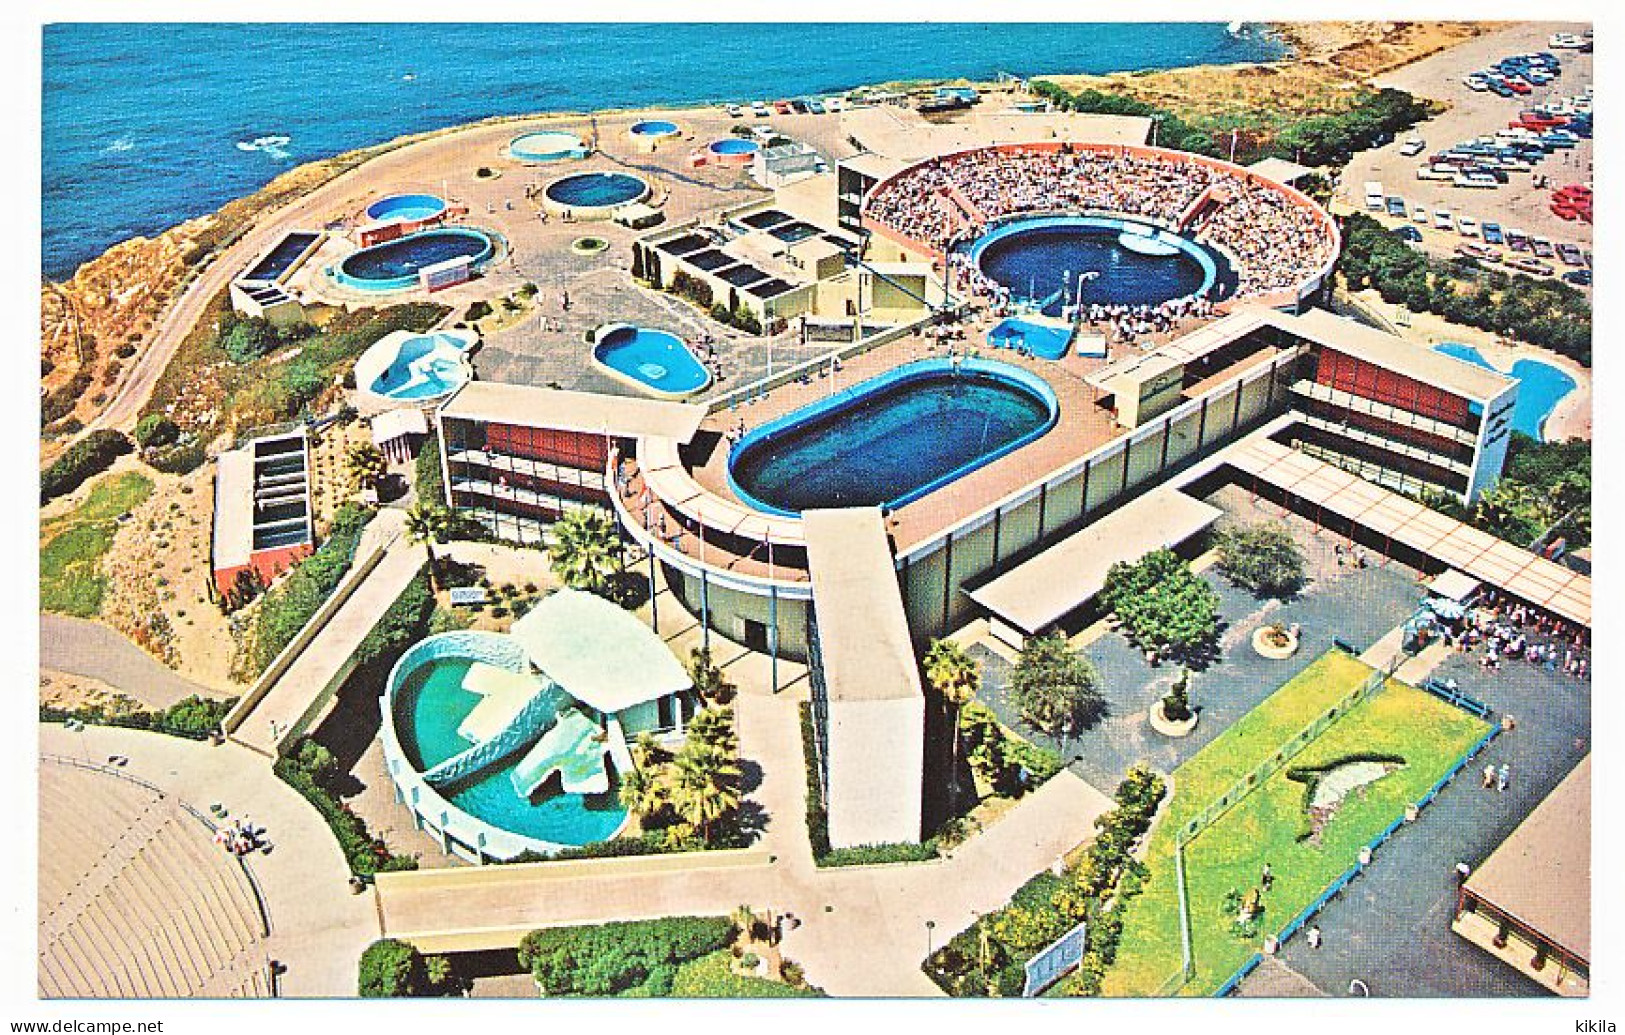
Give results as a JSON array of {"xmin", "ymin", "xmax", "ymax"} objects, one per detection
[{"xmin": 42, "ymin": 22, "xmax": 1284, "ymax": 278}]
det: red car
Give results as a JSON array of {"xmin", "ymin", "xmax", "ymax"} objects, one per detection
[
  {"xmin": 1554, "ymin": 184, "xmax": 1592, "ymax": 201},
  {"xmin": 773, "ymin": 100, "xmax": 792, "ymax": 115},
  {"xmin": 1552, "ymin": 203, "xmax": 1580, "ymax": 221},
  {"xmin": 1507, "ymin": 80, "xmax": 1532, "ymax": 95}
]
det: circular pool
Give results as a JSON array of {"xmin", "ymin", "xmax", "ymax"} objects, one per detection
[
  {"xmin": 728, "ymin": 358, "xmax": 1058, "ymax": 516},
  {"xmin": 970, "ymin": 216, "xmax": 1229, "ymax": 315},
  {"xmin": 365, "ymin": 193, "xmax": 447, "ymax": 225},
  {"xmin": 710, "ymin": 137, "xmax": 760, "ymax": 156},
  {"xmin": 508, "ymin": 130, "xmax": 589, "ymax": 163},
  {"xmin": 630, "ymin": 119, "xmax": 680, "ymax": 139},
  {"xmin": 542, "ymin": 171, "xmax": 651, "ymax": 218},
  {"xmin": 379, "ymin": 631, "xmax": 629, "ymax": 863},
  {"xmin": 333, "ymin": 227, "xmax": 495, "ymax": 292},
  {"xmin": 592, "ymin": 324, "xmax": 711, "ymax": 399},
  {"xmin": 354, "ymin": 329, "xmax": 478, "ymax": 408}
]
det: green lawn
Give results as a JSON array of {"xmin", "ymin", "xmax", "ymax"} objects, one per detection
[
  {"xmin": 667, "ymin": 951, "xmax": 821, "ymax": 998},
  {"xmin": 1103, "ymin": 651, "xmax": 1489, "ymax": 996},
  {"xmin": 40, "ymin": 472, "xmax": 153, "ymax": 617}
]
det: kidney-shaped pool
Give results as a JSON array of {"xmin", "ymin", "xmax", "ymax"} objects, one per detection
[{"xmin": 727, "ymin": 357, "xmax": 1058, "ymax": 517}]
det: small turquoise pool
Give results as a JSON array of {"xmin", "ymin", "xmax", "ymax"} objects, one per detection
[
  {"xmin": 630, "ymin": 119, "xmax": 680, "ymax": 138},
  {"xmin": 509, "ymin": 130, "xmax": 589, "ymax": 162},
  {"xmin": 395, "ymin": 657, "xmax": 627, "ymax": 848},
  {"xmin": 334, "ymin": 228, "xmax": 495, "ymax": 292},
  {"xmin": 367, "ymin": 331, "xmax": 474, "ymax": 401},
  {"xmin": 593, "ymin": 325, "xmax": 711, "ymax": 398},
  {"xmin": 544, "ymin": 172, "xmax": 650, "ymax": 211},
  {"xmin": 365, "ymin": 193, "xmax": 447, "ymax": 225},
  {"xmin": 729, "ymin": 357, "xmax": 1058, "ymax": 516},
  {"xmin": 1433, "ymin": 342, "xmax": 1575, "ymax": 441},
  {"xmin": 709, "ymin": 137, "xmax": 760, "ymax": 156},
  {"xmin": 987, "ymin": 317, "xmax": 1073, "ymax": 361}
]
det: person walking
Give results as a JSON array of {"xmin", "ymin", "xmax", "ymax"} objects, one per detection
[
  {"xmin": 1497, "ymin": 763, "xmax": 1510, "ymax": 793},
  {"xmin": 1307, "ymin": 926, "xmax": 1322, "ymax": 950},
  {"xmin": 1482, "ymin": 763, "xmax": 1497, "ymax": 789},
  {"xmin": 1261, "ymin": 862, "xmax": 1273, "ymax": 890}
]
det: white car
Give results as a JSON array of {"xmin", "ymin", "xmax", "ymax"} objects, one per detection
[
  {"xmin": 1413, "ymin": 204, "xmax": 1430, "ymax": 223},
  {"xmin": 1434, "ymin": 208, "xmax": 1454, "ymax": 230},
  {"xmin": 822, "ymin": 95, "xmax": 846, "ymax": 112},
  {"xmin": 1456, "ymin": 215, "xmax": 1479, "ymax": 236},
  {"xmin": 1400, "ymin": 138, "xmax": 1427, "ymax": 157},
  {"xmin": 724, "ymin": 104, "xmax": 743, "ymax": 118},
  {"xmin": 1466, "ymin": 76, "xmax": 1489, "ymax": 92},
  {"xmin": 751, "ymin": 101, "xmax": 770, "ymax": 117}
]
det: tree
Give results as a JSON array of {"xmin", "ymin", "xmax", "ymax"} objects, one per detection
[
  {"xmin": 1161, "ymin": 669, "xmax": 1193, "ymax": 722},
  {"xmin": 1099, "ymin": 548, "xmax": 1220, "ymax": 661},
  {"xmin": 134, "ymin": 413, "xmax": 180, "ymax": 449},
  {"xmin": 688, "ymin": 647, "xmax": 734, "ymax": 704},
  {"xmin": 403, "ymin": 503, "xmax": 450, "ymax": 591},
  {"xmin": 1010, "ymin": 634, "xmax": 1105, "ymax": 740},
  {"xmin": 670, "ymin": 741, "xmax": 742, "ymax": 845},
  {"xmin": 547, "ymin": 508, "xmax": 622, "ymax": 595},
  {"xmin": 358, "ymin": 938, "xmax": 423, "ymax": 997},
  {"xmin": 618, "ymin": 763, "xmax": 666, "ymax": 820},
  {"xmin": 345, "ymin": 441, "xmax": 388, "ymax": 492},
  {"xmin": 1214, "ymin": 522, "xmax": 1306, "ymax": 597},
  {"xmin": 684, "ymin": 706, "xmax": 738, "ymax": 757},
  {"xmin": 924, "ymin": 638, "xmax": 981, "ymax": 800}
]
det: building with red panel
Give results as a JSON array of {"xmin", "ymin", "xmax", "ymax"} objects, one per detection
[
  {"xmin": 434, "ymin": 382, "xmax": 707, "ymax": 545},
  {"xmin": 210, "ymin": 428, "xmax": 315, "ymax": 599},
  {"xmin": 1281, "ymin": 307, "xmax": 1518, "ymax": 502}
]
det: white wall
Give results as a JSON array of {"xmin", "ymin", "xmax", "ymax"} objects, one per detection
[{"xmin": 825, "ymin": 695, "xmax": 925, "ymax": 849}]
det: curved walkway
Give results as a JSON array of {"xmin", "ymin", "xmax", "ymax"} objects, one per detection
[
  {"xmin": 41, "ymin": 614, "xmax": 225, "ymax": 709},
  {"xmin": 39, "ymin": 723, "xmax": 380, "ymax": 997}
]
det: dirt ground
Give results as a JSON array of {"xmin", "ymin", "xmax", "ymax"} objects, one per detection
[{"xmin": 38, "ymin": 669, "xmax": 144, "ymax": 714}]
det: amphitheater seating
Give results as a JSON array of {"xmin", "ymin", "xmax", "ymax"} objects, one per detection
[{"xmin": 38, "ymin": 760, "xmax": 271, "ymax": 998}]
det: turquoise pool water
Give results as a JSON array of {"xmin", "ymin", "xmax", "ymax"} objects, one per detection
[
  {"xmin": 593, "ymin": 326, "xmax": 710, "ymax": 397},
  {"xmin": 335, "ymin": 227, "xmax": 495, "ymax": 291},
  {"xmin": 729, "ymin": 358, "xmax": 1058, "ymax": 516},
  {"xmin": 366, "ymin": 192, "xmax": 446, "ymax": 224},
  {"xmin": 395, "ymin": 657, "xmax": 627, "ymax": 847},
  {"xmin": 630, "ymin": 119, "xmax": 680, "ymax": 137},
  {"xmin": 709, "ymin": 137, "xmax": 760, "ymax": 155},
  {"xmin": 987, "ymin": 317, "xmax": 1073, "ymax": 361},
  {"xmin": 1433, "ymin": 342, "xmax": 1575, "ymax": 441},
  {"xmin": 371, "ymin": 332, "xmax": 471, "ymax": 400}
]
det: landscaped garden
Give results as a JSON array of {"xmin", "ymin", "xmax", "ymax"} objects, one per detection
[{"xmin": 1100, "ymin": 649, "xmax": 1490, "ymax": 996}]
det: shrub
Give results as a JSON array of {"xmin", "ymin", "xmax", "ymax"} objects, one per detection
[
  {"xmin": 517, "ymin": 917, "xmax": 734, "ymax": 996},
  {"xmin": 245, "ymin": 504, "xmax": 371, "ymax": 668},
  {"xmin": 157, "ymin": 695, "xmax": 233, "ymax": 738},
  {"xmin": 41, "ymin": 430, "xmax": 131, "ymax": 502},
  {"xmin": 134, "ymin": 413, "xmax": 180, "ymax": 449},
  {"xmin": 465, "ymin": 300, "xmax": 493, "ymax": 322},
  {"xmin": 145, "ymin": 440, "xmax": 207, "ymax": 475},
  {"xmin": 670, "ymin": 951, "xmax": 820, "ymax": 998},
  {"xmin": 1099, "ymin": 548, "xmax": 1220, "ymax": 661},
  {"xmin": 274, "ymin": 746, "xmax": 415, "ymax": 876},
  {"xmin": 358, "ymin": 938, "xmax": 422, "ymax": 997},
  {"xmin": 1215, "ymin": 522, "xmax": 1306, "ymax": 597}
]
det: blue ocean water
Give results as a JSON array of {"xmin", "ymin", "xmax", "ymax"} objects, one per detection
[{"xmin": 43, "ymin": 22, "xmax": 1283, "ymax": 277}]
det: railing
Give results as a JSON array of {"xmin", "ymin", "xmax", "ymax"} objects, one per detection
[{"xmin": 1420, "ymin": 678, "xmax": 1493, "ymax": 719}]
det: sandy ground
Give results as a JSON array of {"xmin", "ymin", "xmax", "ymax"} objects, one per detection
[
  {"xmin": 1339, "ymin": 21, "xmax": 1592, "ymax": 260},
  {"xmin": 38, "ymin": 668, "xmax": 141, "ymax": 713},
  {"xmin": 1349, "ymin": 287, "xmax": 1590, "ymax": 442}
]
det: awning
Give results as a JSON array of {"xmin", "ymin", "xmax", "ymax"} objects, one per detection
[{"xmin": 1429, "ymin": 568, "xmax": 1483, "ymax": 603}]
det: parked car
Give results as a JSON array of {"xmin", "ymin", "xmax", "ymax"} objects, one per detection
[
  {"xmin": 1394, "ymin": 225, "xmax": 1424, "ymax": 242},
  {"xmin": 1386, "ymin": 196, "xmax": 1408, "ymax": 217},
  {"xmin": 1433, "ymin": 208, "xmax": 1454, "ymax": 230},
  {"xmin": 1413, "ymin": 204, "xmax": 1431, "ymax": 223},
  {"xmin": 1482, "ymin": 222, "xmax": 1505, "ymax": 244},
  {"xmin": 1466, "ymin": 75, "xmax": 1489, "ymax": 91},
  {"xmin": 789, "ymin": 99, "xmax": 809, "ymax": 114},
  {"xmin": 806, "ymin": 99, "xmax": 826, "ymax": 115},
  {"xmin": 1506, "ymin": 228, "xmax": 1532, "ymax": 251},
  {"xmin": 1531, "ymin": 237, "xmax": 1556, "ymax": 258},
  {"xmin": 751, "ymin": 101, "xmax": 770, "ymax": 117},
  {"xmin": 1456, "ymin": 216, "xmax": 1479, "ymax": 236},
  {"xmin": 1400, "ymin": 138, "xmax": 1426, "ymax": 157},
  {"xmin": 1504, "ymin": 255, "xmax": 1554, "ymax": 276},
  {"xmin": 773, "ymin": 99, "xmax": 792, "ymax": 114},
  {"xmin": 1562, "ymin": 269, "xmax": 1592, "ymax": 286},
  {"xmin": 1557, "ymin": 243, "xmax": 1584, "ymax": 266}
]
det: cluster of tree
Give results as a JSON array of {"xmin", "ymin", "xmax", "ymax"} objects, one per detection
[
  {"xmin": 1099, "ymin": 549, "xmax": 1221, "ymax": 664},
  {"xmin": 1027, "ymin": 82, "xmax": 1431, "ymax": 167},
  {"xmin": 1214, "ymin": 522, "xmax": 1307, "ymax": 598},
  {"xmin": 1470, "ymin": 433, "xmax": 1591, "ymax": 549},
  {"xmin": 42, "ymin": 694, "xmax": 237, "ymax": 742},
  {"xmin": 516, "ymin": 916, "xmax": 736, "ymax": 996},
  {"xmin": 924, "ymin": 764, "xmax": 1166, "ymax": 996},
  {"xmin": 356, "ymin": 938, "xmax": 461, "ymax": 997},
  {"xmin": 218, "ymin": 312, "xmax": 314, "ymax": 365},
  {"xmin": 1011, "ymin": 634, "xmax": 1107, "ymax": 741},
  {"xmin": 41, "ymin": 430, "xmax": 131, "ymax": 503},
  {"xmin": 1338, "ymin": 213, "xmax": 1592, "ymax": 366},
  {"xmin": 617, "ymin": 706, "xmax": 745, "ymax": 849}
]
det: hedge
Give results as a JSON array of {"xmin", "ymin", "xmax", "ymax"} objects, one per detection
[
  {"xmin": 244, "ymin": 503, "xmax": 372, "ymax": 669},
  {"xmin": 41, "ymin": 430, "xmax": 131, "ymax": 502},
  {"xmin": 670, "ymin": 951, "xmax": 821, "ymax": 998},
  {"xmin": 517, "ymin": 916, "xmax": 735, "ymax": 997},
  {"xmin": 42, "ymin": 694, "xmax": 238, "ymax": 742},
  {"xmin": 273, "ymin": 750, "xmax": 416, "ymax": 877}
]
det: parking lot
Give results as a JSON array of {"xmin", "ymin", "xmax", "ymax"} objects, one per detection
[{"xmin": 1337, "ymin": 22, "xmax": 1591, "ymax": 279}]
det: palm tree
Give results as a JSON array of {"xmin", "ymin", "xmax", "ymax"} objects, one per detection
[
  {"xmin": 403, "ymin": 502, "xmax": 451, "ymax": 591},
  {"xmin": 671, "ymin": 743, "xmax": 742, "ymax": 845},
  {"xmin": 617, "ymin": 763, "xmax": 667, "ymax": 821},
  {"xmin": 344, "ymin": 442, "xmax": 387, "ymax": 493},
  {"xmin": 547, "ymin": 508, "xmax": 623, "ymax": 594},
  {"xmin": 924, "ymin": 638, "xmax": 981, "ymax": 803}
]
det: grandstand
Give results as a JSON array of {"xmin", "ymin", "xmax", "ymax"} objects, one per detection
[{"xmin": 38, "ymin": 758, "xmax": 272, "ymax": 998}]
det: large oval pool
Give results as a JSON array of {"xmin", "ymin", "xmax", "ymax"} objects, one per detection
[
  {"xmin": 970, "ymin": 216, "xmax": 1229, "ymax": 315},
  {"xmin": 334, "ymin": 228, "xmax": 495, "ymax": 291},
  {"xmin": 544, "ymin": 171, "xmax": 650, "ymax": 211},
  {"xmin": 1433, "ymin": 342, "xmax": 1576, "ymax": 441},
  {"xmin": 728, "ymin": 358, "xmax": 1058, "ymax": 516}
]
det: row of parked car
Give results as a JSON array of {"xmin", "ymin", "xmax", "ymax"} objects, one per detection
[
  {"xmin": 1385, "ymin": 198, "xmax": 1591, "ymax": 284},
  {"xmin": 1465, "ymin": 50, "xmax": 1565, "ymax": 96},
  {"xmin": 1407, "ymin": 82, "xmax": 1592, "ymax": 197},
  {"xmin": 726, "ymin": 96, "xmax": 846, "ymax": 119}
]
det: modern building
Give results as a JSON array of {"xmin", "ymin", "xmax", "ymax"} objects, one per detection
[
  {"xmin": 803, "ymin": 508, "xmax": 925, "ymax": 848},
  {"xmin": 435, "ymin": 381, "xmax": 706, "ymax": 545},
  {"xmin": 210, "ymin": 427, "xmax": 314, "ymax": 598},
  {"xmin": 752, "ymin": 141, "xmax": 825, "ymax": 189},
  {"xmin": 1453, "ymin": 755, "xmax": 1590, "ymax": 996}
]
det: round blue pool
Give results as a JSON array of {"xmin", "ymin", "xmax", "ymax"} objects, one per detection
[
  {"xmin": 1433, "ymin": 342, "xmax": 1576, "ymax": 441},
  {"xmin": 630, "ymin": 119, "xmax": 680, "ymax": 138},
  {"xmin": 593, "ymin": 325, "xmax": 711, "ymax": 398},
  {"xmin": 544, "ymin": 172, "xmax": 651, "ymax": 211},
  {"xmin": 334, "ymin": 228, "xmax": 495, "ymax": 292},
  {"xmin": 508, "ymin": 130, "xmax": 589, "ymax": 162},
  {"xmin": 390, "ymin": 644, "xmax": 627, "ymax": 853},
  {"xmin": 365, "ymin": 192, "xmax": 447, "ymax": 224},
  {"xmin": 709, "ymin": 137, "xmax": 760, "ymax": 156},
  {"xmin": 728, "ymin": 358, "xmax": 1058, "ymax": 516},
  {"xmin": 969, "ymin": 216, "xmax": 1230, "ymax": 315}
]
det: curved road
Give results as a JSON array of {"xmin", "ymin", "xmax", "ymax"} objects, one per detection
[{"xmin": 41, "ymin": 613, "xmax": 226, "ymax": 709}]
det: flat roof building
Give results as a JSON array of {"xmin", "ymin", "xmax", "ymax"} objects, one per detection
[{"xmin": 210, "ymin": 427, "xmax": 315, "ymax": 599}]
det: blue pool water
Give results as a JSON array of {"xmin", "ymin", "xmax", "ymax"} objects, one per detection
[
  {"xmin": 396, "ymin": 657, "xmax": 627, "ymax": 847},
  {"xmin": 372, "ymin": 332, "xmax": 473, "ymax": 399},
  {"xmin": 1433, "ymin": 342, "xmax": 1575, "ymax": 441},
  {"xmin": 44, "ymin": 24, "xmax": 1285, "ymax": 277},
  {"xmin": 365, "ymin": 192, "xmax": 446, "ymax": 224},
  {"xmin": 593, "ymin": 326, "xmax": 711, "ymax": 397},
  {"xmin": 545, "ymin": 172, "xmax": 649, "ymax": 209},
  {"xmin": 972, "ymin": 217, "xmax": 1229, "ymax": 315},
  {"xmin": 335, "ymin": 228, "xmax": 494, "ymax": 291},
  {"xmin": 242, "ymin": 230, "xmax": 318, "ymax": 283},
  {"xmin": 709, "ymin": 137, "xmax": 760, "ymax": 155},
  {"xmin": 630, "ymin": 119, "xmax": 679, "ymax": 136},
  {"xmin": 987, "ymin": 317, "xmax": 1073, "ymax": 361},
  {"xmin": 509, "ymin": 130, "xmax": 588, "ymax": 161},
  {"xmin": 729, "ymin": 358, "xmax": 1058, "ymax": 516}
]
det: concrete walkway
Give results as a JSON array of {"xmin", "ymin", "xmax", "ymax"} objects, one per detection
[
  {"xmin": 40, "ymin": 614, "xmax": 225, "ymax": 709},
  {"xmin": 374, "ymin": 690, "xmax": 1113, "ymax": 996},
  {"xmin": 231, "ymin": 511, "xmax": 422, "ymax": 757},
  {"xmin": 39, "ymin": 723, "xmax": 379, "ymax": 997}
]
